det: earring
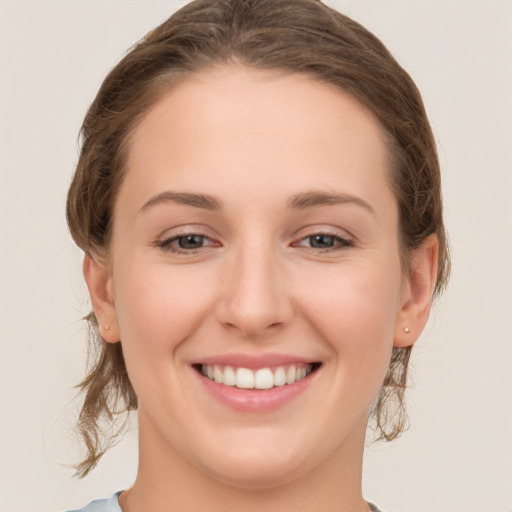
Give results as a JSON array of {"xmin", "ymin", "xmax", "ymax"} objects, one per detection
[
  {"xmin": 103, "ymin": 325, "xmax": 111, "ymax": 332},
  {"xmin": 403, "ymin": 327, "xmax": 410, "ymax": 333}
]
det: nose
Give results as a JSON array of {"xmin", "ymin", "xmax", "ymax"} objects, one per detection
[{"xmin": 215, "ymin": 240, "xmax": 295, "ymax": 340}]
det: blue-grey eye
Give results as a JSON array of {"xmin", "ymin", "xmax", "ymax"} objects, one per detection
[
  {"xmin": 177, "ymin": 234, "xmax": 205, "ymax": 249},
  {"xmin": 308, "ymin": 234, "xmax": 336, "ymax": 248}
]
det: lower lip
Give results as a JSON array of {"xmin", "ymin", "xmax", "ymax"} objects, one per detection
[{"xmin": 195, "ymin": 368, "xmax": 318, "ymax": 412}]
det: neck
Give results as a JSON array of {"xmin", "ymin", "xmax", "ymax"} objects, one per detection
[{"xmin": 120, "ymin": 409, "xmax": 370, "ymax": 512}]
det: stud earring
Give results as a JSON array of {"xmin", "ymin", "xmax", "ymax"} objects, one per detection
[
  {"xmin": 403, "ymin": 327, "xmax": 410, "ymax": 333},
  {"xmin": 103, "ymin": 325, "xmax": 110, "ymax": 332}
]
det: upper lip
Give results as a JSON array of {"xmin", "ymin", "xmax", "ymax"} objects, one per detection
[{"xmin": 191, "ymin": 352, "xmax": 318, "ymax": 370}]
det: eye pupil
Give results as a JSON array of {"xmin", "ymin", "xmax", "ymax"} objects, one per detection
[
  {"xmin": 178, "ymin": 234, "xmax": 204, "ymax": 249},
  {"xmin": 310, "ymin": 234, "xmax": 334, "ymax": 248}
]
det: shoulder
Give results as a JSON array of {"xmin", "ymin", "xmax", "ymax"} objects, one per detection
[{"xmin": 65, "ymin": 492, "xmax": 122, "ymax": 512}]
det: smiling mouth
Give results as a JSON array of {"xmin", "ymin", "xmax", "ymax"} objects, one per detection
[{"xmin": 194, "ymin": 363, "xmax": 321, "ymax": 390}]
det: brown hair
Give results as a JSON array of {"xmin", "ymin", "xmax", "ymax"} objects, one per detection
[{"xmin": 66, "ymin": 0, "xmax": 450, "ymax": 477}]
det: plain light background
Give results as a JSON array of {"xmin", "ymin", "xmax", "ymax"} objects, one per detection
[{"xmin": 1, "ymin": 1, "xmax": 511, "ymax": 511}]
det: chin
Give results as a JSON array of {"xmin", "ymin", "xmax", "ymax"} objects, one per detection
[
  {"xmin": 184, "ymin": 427, "xmax": 310, "ymax": 489},
  {"xmin": 203, "ymin": 451, "xmax": 311, "ymax": 490}
]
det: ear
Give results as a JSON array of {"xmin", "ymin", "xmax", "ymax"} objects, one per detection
[
  {"xmin": 394, "ymin": 234, "xmax": 439, "ymax": 348},
  {"xmin": 83, "ymin": 253, "xmax": 120, "ymax": 343}
]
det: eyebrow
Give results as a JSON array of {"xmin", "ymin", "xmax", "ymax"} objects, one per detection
[
  {"xmin": 139, "ymin": 190, "xmax": 374, "ymax": 214},
  {"xmin": 140, "ymin": 191, "xmax": 222, "ymax": 212},
  {"xmin": 286, "ymin": 191, "xmax": 375, "ymax": 214}
]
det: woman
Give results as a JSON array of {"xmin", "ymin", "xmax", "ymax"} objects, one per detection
[{"xmin": 66, "ymin": 0, "xmax": 449, "ymax": 510}]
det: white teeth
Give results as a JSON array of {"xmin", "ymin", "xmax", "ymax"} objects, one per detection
[
  {"xmin": 201, "ymin": 363, "xmax": 314, "ymax": 389},
  {"xmin": 236, "ymin": 368, "xmax": 254, "ymax": 389},
  {"xmin": 213, "ymin": 365, "xmax": 223, "ymax": 384},
  {"xmin": 254, "ymin": 368, "xmax": 274, "ymax": 389},
  {"xmin": 273, "ymin": 366, "xmax": 286, "ymax": 386},
  {"xmin": 223, "ymin": 366, "xmax": 236, "ymax": 386}
]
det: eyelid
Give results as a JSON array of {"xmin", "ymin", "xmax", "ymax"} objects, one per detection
[
  {"xmin": 153, "ymin": 225, "xmax": 355, "ymax": 255},
  {"xmin": 291, "ymin": 229, "xmax": 355, "ymax": 252},
  {"xmin": 154, "ymin": 228, "xmax": 221, "ymax": 254}
]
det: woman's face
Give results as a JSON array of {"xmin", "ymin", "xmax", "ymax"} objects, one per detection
[{"xmin": 96, "ymin": 66, "xmax": 414, "ymax": 486}]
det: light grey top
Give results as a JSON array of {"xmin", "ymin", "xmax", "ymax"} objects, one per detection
[
  {"xmin": 66, "ymin": 492, "xmax": 122, "ymax": 512},
  {"xmin": 67, "ymin": 492, "xmax": 383, "ymax": 511}
]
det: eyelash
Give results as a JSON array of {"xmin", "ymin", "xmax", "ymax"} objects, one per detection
[
  {"xmin": 293, "ymin": 232, "xmax": 354, "ymax": 252},
  {"xmin": 156, "ymin": 233, "xmax": 216, "ymax": 254},
  {"xmin": 156, "ymin": 231, "xmax": 354, "ymax": 255}
]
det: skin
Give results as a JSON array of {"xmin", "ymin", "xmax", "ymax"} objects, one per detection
[{"xmin": 84, "ymin": 66, "xmax": 438, "ymax": 512}]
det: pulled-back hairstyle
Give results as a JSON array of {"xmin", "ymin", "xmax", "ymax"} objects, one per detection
[{"xmin": 67, "ymin": 0, "xmax": 450, "ymax": 477}]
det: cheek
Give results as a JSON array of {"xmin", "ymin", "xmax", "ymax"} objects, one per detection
[
  {"xmin": 112, "ymin": 260, "xmax": 215, "ymax": 357},
  {"xmin": 303, "ymin": 260, "xmax": 400, "ymax": 336},
  {"xmin": 298, "ymin": 259, "xmax": 401, "ymax": 388}
]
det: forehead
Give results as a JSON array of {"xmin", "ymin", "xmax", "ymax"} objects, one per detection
[{"xmin": 121, "ymin": 65, "xmax": 393, "ymax": 214}]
